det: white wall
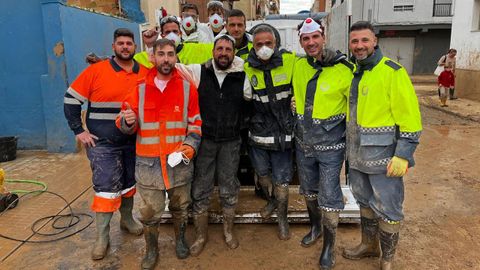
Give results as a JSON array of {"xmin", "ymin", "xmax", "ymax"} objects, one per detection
[
  {"xmin": 450, "ymin": 0, "xmax": 480, "ymax": 70},
  {"xmin": 356, "ymin": 0, "xmax": 452, "ymax": 25}
]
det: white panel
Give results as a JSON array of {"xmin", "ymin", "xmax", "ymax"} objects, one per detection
[{"xmin": 378, "ymin": 37, "xmax": 415, "ymax": 74}]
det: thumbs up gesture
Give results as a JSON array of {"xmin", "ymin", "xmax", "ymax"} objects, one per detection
[{"xmin": 122, "ymin": 102, "xmax": 137, "ymax": 126}]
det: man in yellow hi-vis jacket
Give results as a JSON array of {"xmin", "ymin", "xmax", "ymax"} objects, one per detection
[{"xmin": 342, "ymin": 21, "xmax": 422, "ymax": 270}]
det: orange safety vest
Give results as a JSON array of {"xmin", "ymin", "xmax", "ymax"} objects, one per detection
[{"xmin": 117, "ymin": 68, "xmax": 202, "ymax": 189}]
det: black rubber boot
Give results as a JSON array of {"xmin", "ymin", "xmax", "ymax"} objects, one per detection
[
  {"xmin": 319, "ymin": 211, "xmax": 339, "ymax": 270},
  {"xmin": 342, "ymin": 207, "xmax": 380, "ymax": 259},
  {"xmin": 379, "ymin": 220, "xmax": 401, "ymax": 270},
  {"xmin": 119, "ymin": 196, "xmax": 143, "ymax": 236},
  {"xmin": 258, "ymin": 175, "xmax": 276, "ymax": 218},
  {"xmin": 301, "ymin": 197, "xmax": 322, "ymax": 247},
  {"xmin": 190, "ymin": 212, "xmax": 209, "ymax": 256},
  {"xmin": 274, "ymin": 184, "xmax": 290, "ymax": 240},
  {"xmin": 141, "ymin": 224, "xmax": 159, "ymax": 270},
  {"xmin": 223, "ymin": 207, "xmax": 239, "ymax": 249},
  {"xmin": 449, "ymin": 88, "xmax": 457, "ymax": 100},
  {"xmin": 91, "ymin": 212, "xmax": 113, "ymax": 260},
  {"xmin": 173, "ymin": 214, "xmax": 190, "ymax": 259}
]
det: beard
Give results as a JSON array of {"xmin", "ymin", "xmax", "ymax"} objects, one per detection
[
  {"xmin": 214, "ymin": 55, "xmax": 233, "ymax": 70},
  {"xmin": 156, "ymin": 62, "xmax": 174, "ymax": 75},
  {"xmin": 114, "ymin": 49, "xmax": 135, "ymax": 61}
]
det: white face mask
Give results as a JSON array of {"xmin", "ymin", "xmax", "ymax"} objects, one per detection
[
  {"xmin": 256, "ymin": 46, "xmax": 274, "ymax": 61},
  {"xmin": 182, "ymin": 16, "xmax": 196, "ymax": 32},
  {"xmin": 164, "ymin": 32, "xmax": 181, "ymax": 47},
  {"xmin": 209, "ymin": 13, "xmax": 224, "ymax": 29}
]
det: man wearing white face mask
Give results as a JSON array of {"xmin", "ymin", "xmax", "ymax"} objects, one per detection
[
  {"xmin": 243, "ymin": 25, "xmax": 296, "ymax": 241},
  {"xmin": 198, "ymin": 1, "xmax": 227, "ymax": 43},
  {"xmin": 134, "ymin": 16, "xmax": 213, "ymax": 67},
  {"xmin": 180, "ymin": 3, "xmax": 210, "ymax": 43}
]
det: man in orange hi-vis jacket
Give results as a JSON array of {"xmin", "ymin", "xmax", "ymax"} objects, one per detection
[
  {"xmin": 116, "ymin": 38, "xmax": 201, "ymax": 269},
  {"xmin": 64, "ymin": 28, "xmax": 148, "ymax": 261}
]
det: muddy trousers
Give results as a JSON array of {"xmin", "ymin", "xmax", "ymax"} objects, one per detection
[
  {"xmin": 192, "ymin": 138, "xmax": 241, "ymax": 214},
  {"xmin": 137, "ymin": 183, "xmax": 191, "ymax": 266}
]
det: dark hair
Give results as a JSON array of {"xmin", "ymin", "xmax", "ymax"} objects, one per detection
[
  {"xmin": 253, "ymin": 25, "xmax": 275, "ymax": 40},
  {"xmin": 214, "ymin": 35, "xmax": 235, "ymax": 48},
  {"xmin": 113, "ymin": 28, "xmax": 135, "ymax": 42},
  {"xmin": 153, "ymin": 38, "xmax": 176, "ymax": 53},
  {"xmin": 160, "ymin": 16, "xmax": 180, "ymax": 33},
  {"xmin": 350, "ymin": 21, "xmax": 375, "ymax": 33},
  {"xmin": 227, "ymin": 9, "xmax": 246, "ymax": 23},
  {"xmin": 182, "ymin": 3, "xmax": 199, "ymax": 14},
  {"xmin": 448, "ymin": 48, "xmax": 457, "ymax": 54}
]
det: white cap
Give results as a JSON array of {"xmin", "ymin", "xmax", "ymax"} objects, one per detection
[
  {"xmin": 299, "ymin": 18, "xmax": 322, "ymax": 35},
  {"xmin": 214, "ymin": 34, "xmax": 236, "ymax": 46}
]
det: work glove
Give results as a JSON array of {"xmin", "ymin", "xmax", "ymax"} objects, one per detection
[
  {"xmin": 386, "ymin": 156, "xmax": 409, "ymax": 177},
  {"xmin": 176, "ymin": 144, "xmax": 196, "ymax": 160}
]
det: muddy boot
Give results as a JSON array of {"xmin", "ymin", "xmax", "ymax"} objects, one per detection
[
  {"xmin": 91, "ymin": 212, "xmax": 113, "ymax": 260},
  {"xmin": 141, "ymin": 224, "xmax": 159, "ymax": 270},
  {"xmin": 172, "ymin": 214, "xmax": 190, "ymax": 259},
  {"xmin": 301, "ymin": 197, "xmax": 322, "ymax": 247},
  {"xmin": 258, "ymin": 175, "xmax": 276, "ymax": 218},
  {"xmin": 379, "ymin": 220, "xmax": 401, "ymax": 270},
  {"xmin": 449, "ymin": 88, "xmax": 457, "ymax": 100},
  {"xmin": 190, "ymin": 212, "xmax": 209, "ymax": 256},
  {"xmin": 274, "ymin": 184, "xmax": 290, "ymax": 240},
  {"xmin": 223, "ymin": 207, "xmax": 239, "ymax": 249},
  {"xmin": 119, "ymin": 196, "xmax": 143, "ymax": 236},
  {"xmin": 319, "ymin": 210, "xmax": 339, "ymax": 270},
  {"xmin": 343, "ymin": 207, "xmax": 380, "ymax": 259}
]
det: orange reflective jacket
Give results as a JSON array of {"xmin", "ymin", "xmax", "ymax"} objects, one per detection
[{"xmin": 116, "ymin": 68, "xmax": 202, "ymax": 189}]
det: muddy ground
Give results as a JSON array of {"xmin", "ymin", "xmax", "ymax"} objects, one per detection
[{"xmin": 1, "ymin": 90, "xmax": 480, "ymax": 270}]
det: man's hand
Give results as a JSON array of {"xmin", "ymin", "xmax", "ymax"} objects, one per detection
[
  {"xmin": 76, "ymin": 131, "xmax": 98, "ymax": 148},
  {"xmin": 86, "ymin": 53, "xmax": 103, "ymax": 64},
  {"xmin": 142, "ymin": 28, "xmax": 159, "ymax": 48},
  {"xmin": 176, "ymin": 144, "xmax": 195, "ymax": 160},
  {"xmin": 291, "ymin": 96, "xmax": 296, "ymax": 113},
  {"xmin": 122, "ymin": 102, "xmax": 137, "ymax": 126},
  {"xmin": 386, "ymin": 156, "xmax": 409, "ymax": 177}
]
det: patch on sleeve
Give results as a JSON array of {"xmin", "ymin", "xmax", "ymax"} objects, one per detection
[{"xmin": 385, "ymin": 60, "xmax": 402, "ymax": 70}]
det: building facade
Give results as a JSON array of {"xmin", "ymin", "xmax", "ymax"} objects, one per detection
[
  {"xmin": 326, "ymin": 0, "xmax": 454, "ymax": 74},
  {"xmin": 450, "ymin": 0, "xmax": 480, "ymax": 101}
]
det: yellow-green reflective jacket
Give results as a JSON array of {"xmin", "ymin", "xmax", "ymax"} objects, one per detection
[
  {"xmin": 236, "ymin": 42, "xmax": 253, "ymax": 61},
  {"xmin": 244, "ymin": 50, "xmax": 296, "ymax": 151},
  {"xmin": 134, "ymin": 51, "xmax": 153, "ymax": 69},
  {"xmin": 347, "ymin": 49, "xmax": 422, "ymax": 174},
  {"xmin": 292, "ymin": 55, "xmax": 353, "ymax": 151}
]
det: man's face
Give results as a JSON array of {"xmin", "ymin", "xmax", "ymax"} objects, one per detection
[
  {"xmin": 226, "ymin": 16, "xmax": 245, "ymax": 42},
  {"xmin": 112, "ymin": 36, "xmax": 136, "ymax": 61},
  {"xmin": 154, "ymin": 44, "xmax": 177, "ymax": 75},
  {"xmin": 299, "ymin": 31, "xmax": 324, "ymax": 59},
  {"xmin": 253, "ymin": 31, "xmax": 276, "ymax": 51},
  {"xmin": 161, "ymin": 22, "xmax": 181, "ymax": 37},
  {"xmin": 182, "ymin": 8, "xmax": 198, "ymax": 22},
  {"xmin": 213, "ymin": 39, "xmax": 234, "ymax": 70},
  {"xmin": 349, "ymin": 29, "xmax": 377, "ymax": 60}
]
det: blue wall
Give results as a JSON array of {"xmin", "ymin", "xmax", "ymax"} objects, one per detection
[{"xmin": 0, "ymin": 0, "xmax": 141, "ymax": 152}]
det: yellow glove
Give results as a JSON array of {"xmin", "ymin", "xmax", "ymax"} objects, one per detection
[{"xmin": 386, "ymin": 156, "xmax": 409, "ymax": 177}]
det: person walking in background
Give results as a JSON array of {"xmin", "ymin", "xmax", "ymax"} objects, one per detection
[
  {"xmin": 437, "ymin": 48, "xmax": 457, "ymax": 99},
  {"xmin": 438, "ymin": 63, "xmax": 455, "ymax": 107}
]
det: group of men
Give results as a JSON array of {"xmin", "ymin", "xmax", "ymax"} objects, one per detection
[{"xmin": 64, "ymin": 2, "xmax": 422, "ymax": 270}]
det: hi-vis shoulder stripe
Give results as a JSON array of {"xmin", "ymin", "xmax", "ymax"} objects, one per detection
[
  {"xmin": 66, "ymin": 87, "xmax": 87, "ymax": 103},
  {"xmin": 89, "ymin": 112, "xmax": 118, "ymax": 120},
  {"xmin": 64, "ymin": 97, "xmax": 82, "ymax": 105},
  {"xmin": 90, "ymin": 101, "xmax": 122, "ymax": 108}
]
